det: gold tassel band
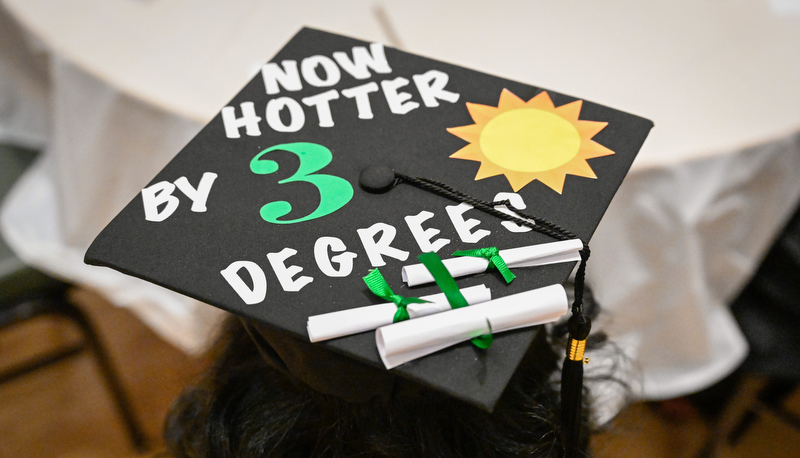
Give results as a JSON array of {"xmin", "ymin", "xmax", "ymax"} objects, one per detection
[{"xmin": 568, "ymin": 338, "xmax": 586, "ymax": 362}]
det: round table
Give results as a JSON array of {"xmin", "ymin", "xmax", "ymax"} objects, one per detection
[{"xmin": 2, "ymin": 0, "xmax": 800, "ymax": 401}]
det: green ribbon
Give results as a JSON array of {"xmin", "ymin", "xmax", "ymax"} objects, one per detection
[
  {"xmin": 453, "ymin": 247, "xmax": 516, "ymax": 284},
  {"xmin": 471, "ymin": 328, "xmax": 494, "ymax": 349},
  {"xmin": 363, "ymin": 269, "xmax": 429, "ymax": 323},
  {"xmin": 418, "ymin": 252, "xmax": 493, "ymax": 349}
]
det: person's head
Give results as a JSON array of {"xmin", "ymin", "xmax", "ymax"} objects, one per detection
[{"xmin": 163, "ymin": 313, "xmax": 601, "ymax": 458}]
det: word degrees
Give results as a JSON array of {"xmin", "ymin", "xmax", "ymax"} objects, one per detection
[{"xmin": 221, "ymin": 195, "xmax": 535, "ymax": 306}]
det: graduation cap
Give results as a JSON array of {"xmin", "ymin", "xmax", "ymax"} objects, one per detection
[{"xmin": 85, "ymin": 28, "xmax": 652, "ymax": 454}]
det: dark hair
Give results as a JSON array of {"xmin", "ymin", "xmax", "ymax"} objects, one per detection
[{"xmin": 162, "ymin": 313, "xmax": 599, "ymax": 458}]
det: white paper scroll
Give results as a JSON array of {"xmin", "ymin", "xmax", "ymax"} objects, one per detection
[
  {"xmin": 376, "ymin": 284, "xmax": 567, "ymax": 369},
  {"xmin": 307, "ymin": 284, "xmax": 491, "ymax": 342},
  {"xmin": 401, "ymin": 239, "xmax": 583, "ymax": 287}
]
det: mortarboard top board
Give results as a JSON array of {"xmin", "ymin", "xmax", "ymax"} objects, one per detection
[{"xmin": 85, "ymin": 28, "xmax": 652, "ymax": 411}]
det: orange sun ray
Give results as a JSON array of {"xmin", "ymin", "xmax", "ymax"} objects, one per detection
[
  {"xmin": 525, "ymin": 91, "xmax": 556, "ymax": 111},
  {"xmin": 553, "ymin": 100, "xmax": 582, "ymax": 122},
  {"xmin": 449, "ymin": 144, "xmax": 483, "ymax": 161},
  {"xmin": 497, "ymin": 88, "xmax": 526, "ymax": 110},
  {"xmin": 503, "ymin": 171, "xmax": 539, "ymax": 192},
  {"xmin": 466, "ymin": 102, "xmax": 499, "ymax": 124},
  {"xmin": 579, "ymin": 140, "xmax": 615, "ymax": 159},
  {"xmin": 563, "ymin": 159, "xmax": 598, "ymax": 179},
  {"xmin": 447, "ymin": 89, "xmax": 614, "ymax": 194},
  {"xmin": 575, "ymin": 120, "xmax": 608, "ymax": 139},
  {"xmin": 534, "ymin": 170, "xmax": 568, "ymax": 194},
  {"xmin": 446, "ymin": 124, "xmax": 483, "ymax": 144},
  {"xmin": 475, "ymin": 161, "xmax": 507, "ymax": 180}
]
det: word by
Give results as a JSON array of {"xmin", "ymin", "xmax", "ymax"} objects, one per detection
[{"xmin": 141, "ymin": 173, "xmax": 218, "ymax": 222}]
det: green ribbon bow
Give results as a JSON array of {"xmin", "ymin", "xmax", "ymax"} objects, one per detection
[
  {"xmin": 363, "ymin": 269, "xmax": 429, "ymax": 323},
  {"xmin": 453, "ymin": 247, "xmax": 516, "ymax": 284},
  {"xmin": 418, "ymin": 252, "xmax": 493, "ymax": 349}
]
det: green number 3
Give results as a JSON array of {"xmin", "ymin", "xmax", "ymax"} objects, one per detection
[{"xmin": 250, "ymin": 142, "xmax": 353, "ymax": 224}]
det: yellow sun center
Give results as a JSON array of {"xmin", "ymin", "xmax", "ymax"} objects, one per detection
[
  {"xmin": 479, "ymin": 108, "xmax": 581, "ymax": 173},
  {"xmin": 447, "ymin": 89, "xmax": 615, "ymax": 194}
]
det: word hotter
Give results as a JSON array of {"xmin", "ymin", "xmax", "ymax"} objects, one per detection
[{"xmin": 221, "ymin": 43, "xmax": 460, "ymax": 137}]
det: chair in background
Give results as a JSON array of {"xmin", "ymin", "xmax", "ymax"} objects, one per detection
[
  {"xmin": 702, "ymin": 198, "xmax": 800, "ymax": 456},
  {"xmin": 0, "ymin": 145, "xmax": 147, "ymax": 452}
]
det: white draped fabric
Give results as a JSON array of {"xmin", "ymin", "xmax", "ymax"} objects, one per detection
[{"xmin": 1, "ymin": 1, "xmax": 799, "ymax": 404}]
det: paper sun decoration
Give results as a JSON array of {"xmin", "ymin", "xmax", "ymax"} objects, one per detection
[{"xmin": 448, "ymin": 89, "xmax": 615, "ymax": 193}]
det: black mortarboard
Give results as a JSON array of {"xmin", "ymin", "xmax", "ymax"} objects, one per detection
[{"xmin": 85, "ymin": 27, "xmax": 652, "ymax": 440}]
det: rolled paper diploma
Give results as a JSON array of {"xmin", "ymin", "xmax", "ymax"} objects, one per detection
[
  {"xmin": 307, "ymin": 284, "xmax": 491, "ymax": 342},
  {"xmin": 401, "ymin": 239, "xmax": 583, "ymax": 286},
  {"xmin": 376, "ymin": 284, "xmax": 567, "ymax": 369}
]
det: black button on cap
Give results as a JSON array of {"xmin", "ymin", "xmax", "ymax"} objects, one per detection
[{"xmin": 359, "ymin": 165, "xmax": 396, "ymax": 193}]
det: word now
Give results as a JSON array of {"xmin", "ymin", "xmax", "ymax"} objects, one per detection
[{"xmin": 221, "ymin": 192, "xmax": 534, "ymax": 305}]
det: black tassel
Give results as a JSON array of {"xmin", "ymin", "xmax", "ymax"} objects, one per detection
[{"xmin": 561, "ymin": 249, "xmax": 591, "ymax": 458}]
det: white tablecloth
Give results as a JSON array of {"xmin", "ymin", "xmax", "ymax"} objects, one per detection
[
  {"xmin": 2, "ymin": 0, "xmax": 800, "ymax": 401},
  {"xmin": 589, "ymin": 132, "xmax": 800, "ymax": 399},
  {"xmin": 0, "ymin": 54, "xmax": 224, "ymax": 351}
]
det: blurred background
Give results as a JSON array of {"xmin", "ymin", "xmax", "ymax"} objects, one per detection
[{"xmin": 1, "ymin": 1, "xmax": 799, "ymax": 456}]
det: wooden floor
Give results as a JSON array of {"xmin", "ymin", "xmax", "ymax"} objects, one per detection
[
  {"xmin": 0, "ymin": 288, "xmax": 209, "ymax": 457},
  {"xmin": 1, "ymin": 288, "xmax": 798, "ymax": 457}
]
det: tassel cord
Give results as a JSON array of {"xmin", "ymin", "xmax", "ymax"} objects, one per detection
[
  {"xmin": 395, "ymin": 174, "xmax": 580, "ymax": 245},
  {"xmin": 394, "ymin": 173, "xmax": 590, "ymax": 317}
]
